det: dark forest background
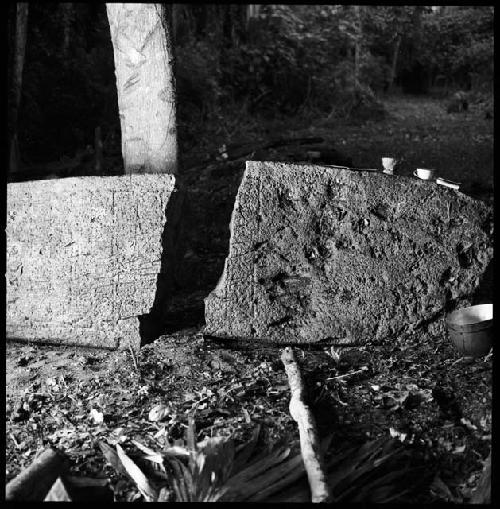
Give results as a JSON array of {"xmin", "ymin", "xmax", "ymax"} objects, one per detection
[{"xmin": 7, "ymin": 4, "xmax": 494, "ymax": 170}]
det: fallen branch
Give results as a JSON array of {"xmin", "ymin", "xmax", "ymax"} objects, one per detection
[
  {"xmin": 128, "ymin": 343, "xmax": 140, "ymax": 373},
  {"xmin": 327, "ymin": 366, "xmax": 369, "ymax": 381},
  {"xmin": 5, "ymin": 447, "xmax": 69, "ymax": 501},
  {"xmin": 281, "ymin": 347, "xmax": 331, "ymax": 503}
]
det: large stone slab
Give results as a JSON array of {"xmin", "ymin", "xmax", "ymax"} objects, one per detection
[
  {"xmin": 6, "ymin": 174, "xmax": 178, "ymax": 349},
  {"xmin": 205, "ymin": 162, "xmax": 493, "ymax": 344}
]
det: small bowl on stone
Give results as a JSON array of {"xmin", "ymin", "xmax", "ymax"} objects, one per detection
[
  {"xmin": 414, "ymin": 168, "xmax": 436, "ymax": 180},
  {"xmin": 446, "ymin": 303, "xmax": 493, "ymax": 357}
]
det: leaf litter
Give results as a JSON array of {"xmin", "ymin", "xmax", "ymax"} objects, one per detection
[{"xmin": 6, "ymin": 324, "xmax": 492, "ymax": 502}]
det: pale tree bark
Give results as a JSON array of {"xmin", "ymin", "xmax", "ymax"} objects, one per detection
[
  {"xmin": 60, "ymin": 3, "xmax": 73, "ymax": 58},
  {"xmin": 106, "ymin": 3, "xmax": 177, "ymax": 174},
  {"xmin": 281, "ymin": 348, "xmax": 331, "ymax": 503},
  {"xmin": 247, "ymin": 4, "xmax": 261, "ymax": 20},
  {"xmin": 246, "ymin": 4, "xmax": 261, "ymax": 42},
  {"xmin": 387, "ymin": 34, "xmax": 401, "ymax": 93},
  {"xmin": 353, "ymin": 5, "xmax": 362, "ymax": 87},
  {"xmin": 410, "ymin": 6, "xmax": 424, "ymax": 58},
  {"xmin": 9, "ymin": 3, "xmax": 29, "ymax": 174}
]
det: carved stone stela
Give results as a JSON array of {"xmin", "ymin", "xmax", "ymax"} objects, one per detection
[
  {"xmin": 6, "ymin": 174, "xmax": 176, "ymax": 349},
  {"xmin": 205, "ymin": 162, "xmax": 493, "ymax": 344}
]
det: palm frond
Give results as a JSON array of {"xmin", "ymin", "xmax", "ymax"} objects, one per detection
[
  {"xmin": 116, "ymin": 444, "xmax": 158, "ymax": 501},
  {"xmin": 101, "ymin": 417, "xmax": 429, "ymax": 503},
  {"xmin": 231, "ymin": 424, "xmax": 261, "ymax": 472}
]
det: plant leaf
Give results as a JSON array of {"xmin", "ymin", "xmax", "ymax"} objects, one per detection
[
  {"xmin": 246, "ymin": 453, "xmax": 306, "ymax": 501},
  {"xmin": 232, "ymin": 424, "xmax": 261, "ymax": 473},
  {"xmin": 166, "ymin": 456, "xmax": 193, "ymax": 502},
  {"xmin": 164, "ymin": 445, "xmax": 190, "ymax": 457},
  {"xmin": 99, "ymin": 441, "xmax": 128, "ymax": 476},
  {"xmin": 187, "ymin": 414, "xmax": 197, "ymax": 453},
  {"xmin": 116, "ymin": 444, "xmax": 158, "ymax": 501},
  {"xmin": 346, "ymin": 465, "xmax": 410, "ymax": 502},
  {"xmin": 186, "ymin": 414, "xmax": 197, "ymax": 473},
  {"xmin": 192, "ymin": 437, "xmax": 234, "ymax": 501},
  {"xmin": 157, "ymin": 487, "xmax": 170, "ymax": 502},
  {"xmin": 266, "ymin": 479, "xmax": 311, "ymax": 503},
  {"xmin": 225, "ymin": 446, "xmax": 291, "ymax": 487},
  {"xmin": 197, "ymin": 435, "xmax": 235, "ymax": 481},
  {"xmin": 131, "ymin": 439, "xmax": 159, "ymax": 457},
  {"xmin": 328, "ymin": 437, "xmax": 396, "ymax": 494}
]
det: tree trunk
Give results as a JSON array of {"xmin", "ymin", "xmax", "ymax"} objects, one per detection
[
  {"xmin": 105, "ymin": 3, "xmax": 177, "ymax": 174},
  {"xmin": 170, "ymin": 3, "xmax": 179, "ymax": 44},
  {"xmin": 387, "ymin": 34, "xmax": 401, "ymax": 93},
  {"xmin": 9, "ymin": 2, "xmax": 29, "ymax": 175},
  {"xmin": 353, "ymin": 5, "xmax": 362, "ymax": 87},
  {"xmin": 60, "ymin": 3, "xmax": 73, "ymax": 57},
  {"xmin": 246, "ymin": 4, "xmax": 261, "ymax": 43},
  {"xmin": 247, "ymin": 4, "xmax": 261, "ymax": 22},
  {"xmin": 410, "ymin": 6, "xmax": 424, "ymax": 59}
]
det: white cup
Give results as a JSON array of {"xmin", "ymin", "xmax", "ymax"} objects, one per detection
[
  {"xmin": 415, "ymin": 168, "xmax": 436, "ymax": 180},
  {"xmin": 382, "ymin": 157, "xmax": 397, "ymax": 174}
]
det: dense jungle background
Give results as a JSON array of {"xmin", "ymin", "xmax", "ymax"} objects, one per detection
[
  {"xmin": 8, "ymin": 4, "xmax": 494, "ymax": 172},
  {"xmin": 6, "ymin": 3, "xmax": 494, "ymax": 504}
]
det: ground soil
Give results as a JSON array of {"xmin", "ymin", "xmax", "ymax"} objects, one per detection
[{"xmin": 5, "ymin": 94, "xmax": 493, "ymax": 502}]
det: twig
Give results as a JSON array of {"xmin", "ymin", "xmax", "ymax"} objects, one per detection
[
  {"xmin": 128, "ymin": 344, "xmax": 140, "ymax": 373},
  {"xmin": 327, "ymin": 366, "xmax": 369, "ymax": 381},
  {"xmin": 281, "ymin": 347, "xmax": 331, "ymax": 503}
]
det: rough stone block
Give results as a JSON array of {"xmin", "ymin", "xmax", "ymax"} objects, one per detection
[
  {"xmin": 205, "ymin": 162, "xmax": 493, "ymax": 344},
  {"xmin": 6, "ymin": 174, "xmax": 178, "ymax": 349}
]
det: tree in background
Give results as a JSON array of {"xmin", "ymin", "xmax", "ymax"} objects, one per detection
[
  {"xmin": 106, "ymin": 3, "xmax": 177, "ymax": 174},
  {"xmin": 60, "ymin": 3, "xmax": 74, "ymax": 58},
  {"xmin": 8, "ymin": 3, "xmax": 29, "ymax": 174},
  {"xmin": 421, "ymin": 6, "xmax": 494, "ymax": 92}
]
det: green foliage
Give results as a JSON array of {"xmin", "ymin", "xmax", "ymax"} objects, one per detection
[
  {"xmin": 18, "ymin": 3, "xmax": 119, "ymax": 162},
  {"xmin": 176, "ymin": 39, "xmax": 223, "ymax": 119},
  {"xmin": 419, "ymin": 7, "xmax": 494, "ymax": 89},
  {"xmin": 11, "ymin": 4, "xmax": 494, "ymax": 163},
  {"xmin": 177, "ymin": 5, "xmax": 385, "ymax": 119},
  {"xmin": 100, "ymin": 419, "xmax": 430, "ymax": 503}
]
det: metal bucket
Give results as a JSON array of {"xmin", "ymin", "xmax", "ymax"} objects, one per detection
[{"xmin": 446, "ymin": 304, "xmax": 493, "ymax": 357}]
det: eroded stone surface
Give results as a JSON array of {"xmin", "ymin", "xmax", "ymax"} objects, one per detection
[
  {"xmin": 6, "ymin": 174, "xmax": 178, "ymax": 349},
  {"xmin": 205, "ymin": 162, "xmax": 493, "ymax": 344}
]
